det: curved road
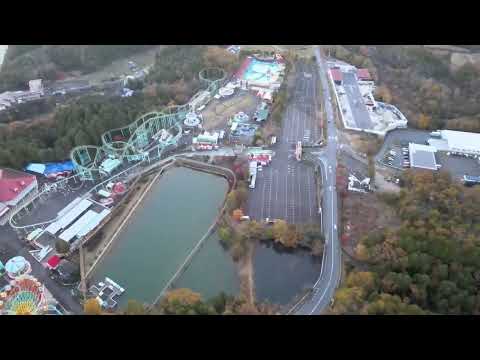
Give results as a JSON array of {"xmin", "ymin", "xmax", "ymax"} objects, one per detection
[{"xmin": 296, "ymin": 46, "xmax": 342, "ymax": 315}]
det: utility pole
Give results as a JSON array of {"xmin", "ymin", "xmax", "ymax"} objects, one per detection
[{"xmin": 319, "ymin": 206, "xmax": 323, "ymax": 233}]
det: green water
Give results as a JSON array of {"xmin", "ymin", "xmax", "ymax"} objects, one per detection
[{"xmin": 91, "ymin": 167, "xmax": 240, "ymax": 307}]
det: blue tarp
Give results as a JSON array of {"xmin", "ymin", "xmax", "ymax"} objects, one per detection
[{"xmin": 25, "ymin": 161, "xmax": 74, "ymax": 176}]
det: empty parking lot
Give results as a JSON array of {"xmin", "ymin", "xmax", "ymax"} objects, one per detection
[{"xmin": 246, "ymin": 61, "xmax": 320, "ymax": 224}]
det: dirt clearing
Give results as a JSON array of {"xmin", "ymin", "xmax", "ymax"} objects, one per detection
[
  {"xmin": 340, "ymin": 191, "xmax": 400, "ymax": 257},
  {"xmin": 202, "ymin": 92, "xmax": 260, "ymax": 131}
]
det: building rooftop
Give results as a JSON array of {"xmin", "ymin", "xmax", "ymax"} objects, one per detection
[
  {"xmin": 330, "ymin": 69, "xmax": 343, "ymax": 82},
  {"xmin": 409, "ymin": 143, "xmax": 438, "ymax": 170},
  {"xmin": 357, "ymin": 68, "xmax": 372, "ymax": 80},
  {"xmin": 0, "ymin": 168, "xmax": 36, "ymax": 203},
  {"xmin": 440, "ymin": 130, "xmax": 480, "ymax": 154}
]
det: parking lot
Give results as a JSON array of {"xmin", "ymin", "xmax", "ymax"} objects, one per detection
[
  {"xmin": 246, "ymin": 61, "xmax": 320, "ymax": 225},
  {"xmin": 376, "ymin": 128, "xmax": 480, "ymax": 180},
  {"xmin": 379, "ymin": 144, "xmax": 411, "ymax": 170}
]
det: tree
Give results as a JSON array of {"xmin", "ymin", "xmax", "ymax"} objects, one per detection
[
  {"xmin": 202, "ymin": 46, "xmax": 238, "ymax": 72},
  {"xmin": 218, "ymin": 226, "xmax": 233, "ymax": 246},
  {"xmin": 273, "ymin": 220, "xmax": 288, "ymax": 243},
  {"xmin": 272, "ymin": 220, "xmax": 300, "ymax": 248},
  {"xmin": 55, "ymin": 239, "xmax": 70, "ymax": 254},
  {"xmin": 232, "ymin": 209, "xmax": 244, "ymax": 222},
  {"xmin": 84, "ymin": 298, "xmax": 102, "ymax": 315},
  {"xmin": 375, "ymin": 85, "xmax": 392, "ymax": 103},
  {"xmin": 123, "ymin": 300, "xmax": 149, "ymax": 315},
  {"xmin": 417, "ymin": 113, "xmax": 432, "ymax": 129},
  {"xmin": 158, "ymin": 288, "xmax": 220, "ymax": 315}
]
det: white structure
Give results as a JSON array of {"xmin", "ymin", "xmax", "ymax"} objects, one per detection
[
  {"xmin": 4, "ymin": 256, "xmax": 31, "ymax": 279},
  {"xmin": 28, "ymin": 79, "xmax": 44, "ymax": 94},
  {"xmin": 184, "ymin": 112, "xmax": 201, "ymax": 127},
  {"xmin": 45, "ymin": 199, "xmax": 93, "ymax": 235},
  {"xmin": 438, "ymin": 130, "xmax": 480, "ymax": 156},
  {"xmin": 195, "ymin": 131, "xmax": 219, "ymax": 145},
  {"xmin": 409, "ymin": 143, "xmax": 439, "ymax": 170}
]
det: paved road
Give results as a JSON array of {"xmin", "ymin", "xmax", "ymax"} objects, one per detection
[
  {"xmin": 246, "ymin": 61, "xmax": 319, "ymax": 224},
  {"xmin": 296, "ymin": 46, "xmax": 342, "ymax": 315}
]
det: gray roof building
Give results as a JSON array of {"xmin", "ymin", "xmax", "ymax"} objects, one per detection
[{"xmin": 409, "ymin": 143, "xmax": 438, "ymax": 170}]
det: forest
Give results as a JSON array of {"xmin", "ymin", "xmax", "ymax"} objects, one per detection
[
  {"xmin": 0, "ymin": 45, "xmax": 156, "ymax": 92},
  {"xmin": 331, "ymin": 170, "xmax": 480, "ymax": 315}
]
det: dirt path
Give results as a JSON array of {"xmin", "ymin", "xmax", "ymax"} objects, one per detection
[{"xmin": 237, "ymin": 244, "xmax": 255, "ymax": 305}]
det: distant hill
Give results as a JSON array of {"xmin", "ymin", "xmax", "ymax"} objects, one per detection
[{"xmin": 0, "ymin": 45, "xmax": 156, "ymax": 92}]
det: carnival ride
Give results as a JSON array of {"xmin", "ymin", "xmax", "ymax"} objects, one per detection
[
  {"xmin": 0, "ymin": 275, "xmax": 52, "ymax": 315},
  {"xmin": 9, "ymin": 67, "xmax": 227, "ymax": 234},
  {"xmin": 70, "ymin": 67, "xmax": 226, "ymax": 181}
]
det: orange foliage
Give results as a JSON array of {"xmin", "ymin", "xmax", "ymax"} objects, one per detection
[{"xmin": 232, "ymin": 209, "xmax": 244, "ymax": 221}]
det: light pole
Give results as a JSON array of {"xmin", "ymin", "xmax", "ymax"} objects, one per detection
[{"xmin": 318, "ymin": 206, "xmax": 323, "ymax": 233}]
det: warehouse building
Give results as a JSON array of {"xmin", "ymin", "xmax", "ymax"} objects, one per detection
[
  {"xmin": 437, "ymin": 130, "xmax": 480, "ymax": 156},
  {"xmin": 409, "ymin": 143, "xmax": 439, "ymax": 171}
]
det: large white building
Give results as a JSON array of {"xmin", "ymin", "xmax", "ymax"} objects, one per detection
[{"xmin": 428, "ymin": 130, "xmax": 480, "ymax": 156}]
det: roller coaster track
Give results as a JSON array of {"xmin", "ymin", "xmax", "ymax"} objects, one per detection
[
  {"xmin": 70, "ymin": 67, "xmax": 227, "ymax": 181},
  {"xmin": 9, "ymin": 67, "xmax": 227, "ymax": 234}
]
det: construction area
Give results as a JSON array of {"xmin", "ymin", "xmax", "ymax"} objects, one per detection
[{"xmin": 328, "ymin": 60, "xmax": 408, "ymax": 135}]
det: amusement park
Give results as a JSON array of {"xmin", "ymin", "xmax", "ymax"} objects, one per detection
[{"xmin": 0, "ymin": 50, "xmax": 292, "ymax": 314}]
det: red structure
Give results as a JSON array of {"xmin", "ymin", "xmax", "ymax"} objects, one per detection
[
  {"xmin": 235, "ymin": 57, "xmax": 252, "ymax": 79},
  {"xmin": 330, "ymin": 69, "xmax": 343, "ymax": 84},
  {"xmin": 357, "ymin": 68, "xmax": 372, "ymax": 81},
  {"xmin": 46, "ymin": 255, "xmax": 61, "ymax": 270},
  {"xmin": 0, "ymin": 168, "xmax": 37, "ymax": 207}
]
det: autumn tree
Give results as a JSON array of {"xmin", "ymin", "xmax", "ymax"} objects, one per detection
[
  {"xmin": 375, "ymin": 85, "xmax": 392, "ymax": 103},
  {"xmin": 272, "ymin": 220, "xmax": 300, "ymax": 248},
  {"xmin": 55, "ymin": 239, "xmax": 70, "ymax": 254},
  {"xmin": 84, "ymin": 298, "xmax": 102, "ymax": 315},
  {"xmin": 232, "ymin": 209, "xmax": 244, "ymax": 222},
  {"xmin": 123, "ymin": 300, "xmax": 149, "ymax": 315},
  {"xmin": 417, "ymin": 113, "xmax": 432, "ymax": 129},
  {"xmin": 158, "ymin": 288, "xmax": 216, "ymax": 315}
]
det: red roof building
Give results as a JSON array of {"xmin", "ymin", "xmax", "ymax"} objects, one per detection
[
  {"xmin": 357, "ymin": 68, "xmax": 372, "ymax": 81},
  {"xmin": 0, "ymin": 168, "xmax": 38, "ymax": 207},
  {"xmin": 46, "ymin": 255, "xmax": 61, "ymax": 270},
  {"xmin": 330, "ymin": 69, "xmax": 343, "ymax": 83}
]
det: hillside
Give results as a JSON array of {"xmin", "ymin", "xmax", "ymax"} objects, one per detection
[
  {"xmin": 327, "ymin": 45, "xmax": 480, "ymax": 132},
  {"xmin": 331, "ymin": 171, "xmax": 480, "ymax": 315},
  {"xmin": 0, "ymin": 45, "xmax": 156, "ymax": 92}
]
